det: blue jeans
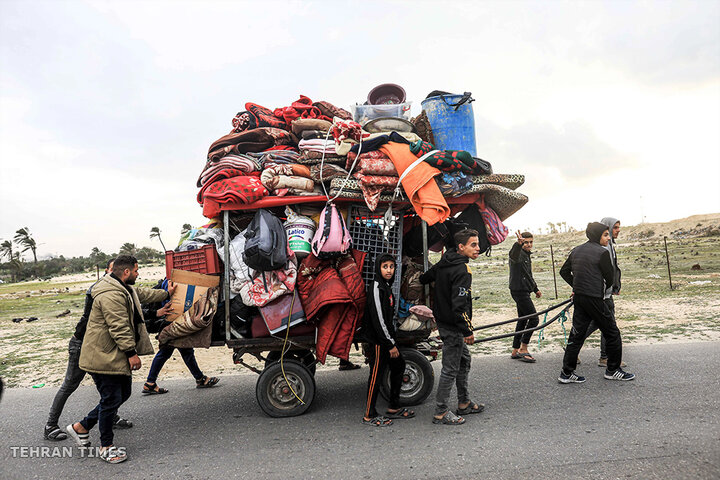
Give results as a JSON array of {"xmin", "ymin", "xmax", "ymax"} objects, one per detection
[
  {"xmin": 435, "ymin": 327, "xmax": 472, "ymax": 416},
  {"xmin": 47, "ymin": 337, "xmax": 85, "ymax": 426},
  {"xmin": 146, "ymin": 345, "xmax": 203, "ymax": 384},
  {"xmin": 80, "ymin": 373, "xmax": 132, "ymax": 447}
]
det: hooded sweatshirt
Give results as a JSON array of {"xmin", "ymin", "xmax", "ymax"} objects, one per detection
[
  {"xmin": 419, "ymin": 250, "xmax": 473, "ymax": 336},
  {"xmin": 362, "ymin": 253, "xmax": 397, "ymax": 348},
  {"xmin": 559, "ymin": 222, "xmax": 615, "ymax": 298},
  {"xmin": 600, "ymin": 216, "xmax": 621, "ymax": 298}
]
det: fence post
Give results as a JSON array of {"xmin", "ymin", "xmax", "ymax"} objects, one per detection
[
  {"xmin": 550, "ymin": 244, "xmax": 558, "ymax": 299},
  {"xmin": 663, "ymin": 236, "xmax": 673, "ymax": 290},
  {"xmin": 96, "ymin": 264, "xmax": 99, "ymax": 281}
]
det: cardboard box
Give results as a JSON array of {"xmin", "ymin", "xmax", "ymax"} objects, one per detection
[{"xmin": 167, "ymin": 269, "xmax": 220, "ymax": 323}]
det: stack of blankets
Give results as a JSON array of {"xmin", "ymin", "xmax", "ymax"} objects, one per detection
[{"xmin": 197, "ymin": 96, "xmax": 354, "ymax": 217}]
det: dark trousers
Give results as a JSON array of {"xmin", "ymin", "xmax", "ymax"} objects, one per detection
[
  {"xmin": 80, "ymin": 373, "xmax": 132, "ymax": 447},
  {"xmin": 146, "ymin": 345, "xmax": 203, "ymax": 384},
  {"xmin": 365, "ymin": 344, "xmax": 405, "ymax": 418},
  {"xmin": 511, "ymin": 290, "xmax": 539, "ymax": 348},
  {"xmin": 582, "ymin": 297, "xmax": 615, "ymax": 359},
  {"xmin": 562, "ymin": 294, "xmax": 622, "ymax": 373},
  {"xmin": 47, "ymin": 337, "xmax": 85, "ymax": 426},
  {"xmin": 435, "ymin": 327, "xmax": 472, "ymax": 416}
]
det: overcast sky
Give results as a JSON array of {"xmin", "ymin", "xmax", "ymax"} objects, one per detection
[{"xmin": 1, "ymin": 0, "xmax": 719, "ymax": 259}]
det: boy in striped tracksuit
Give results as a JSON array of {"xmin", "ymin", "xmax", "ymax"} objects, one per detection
[{"xmin": 362, "ymin": 254, "xmax": 415, "ymax": 427}]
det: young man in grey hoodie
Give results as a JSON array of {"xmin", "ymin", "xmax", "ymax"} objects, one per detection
[{"xmin": 582, "ymin": 217, "xmax": 626, "ymax": 368}]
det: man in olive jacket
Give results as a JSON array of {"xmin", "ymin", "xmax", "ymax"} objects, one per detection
[{"xmin": 66, "ymin": 255, "xmax": 175, "ymax": 464}]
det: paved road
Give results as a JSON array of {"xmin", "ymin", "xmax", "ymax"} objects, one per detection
[{"xmin": 1, "ymin": 341, "xmax": 719, "ymax": 479}]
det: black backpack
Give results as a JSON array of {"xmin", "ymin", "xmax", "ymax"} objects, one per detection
[
  {"xmin": 242, "ymin": 209, "xmax": 288, "ymax": 272},
  {"xmin": 402, "ymin": 204, "xmax": 491, "ymax": 257}
]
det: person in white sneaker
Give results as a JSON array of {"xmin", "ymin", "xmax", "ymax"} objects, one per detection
[{"xmin": 558, "ymin": 222, "xmax": 635, "ymax": 383}]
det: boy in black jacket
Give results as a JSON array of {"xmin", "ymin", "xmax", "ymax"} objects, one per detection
[
  {"xmin": 509, "ymin": 231, "xmax": 541, "ymax": 363},
  {"xmin": 558, "ymin": 222, "xmax": 635, "ymax": 383},
  {"xmin": 420, "ymin": 229, "xmax": 484, "ymax": 426},
  {"xmin": 362, "ymin": 254, "xmax": 415, "ymax": 427}
]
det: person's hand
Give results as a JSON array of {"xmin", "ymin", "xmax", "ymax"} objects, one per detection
[
  {"xmin": 389, "ymin": 346, "xmax": 399, "ymax": 358},
  {"xmin": 166, "ymin": 281, "xmax": 177, "ymax": 297},
  {"xmin": 464, "ymin": 334, "xmax": 475, "ymax": 345},
  {"xmin": 516, "ymin": 230, "xmax": 524, "ymax": 244},
  {"xmin": 128, "ymin": 355, "xmax": 141, "ymax": 371},
  {"xmin": 536, "ymin": 290, "xmax": 542, "ymax": 298},
  {"xmin": 156, "ymin": 303, "xmax": 174, "ymax": 318}
]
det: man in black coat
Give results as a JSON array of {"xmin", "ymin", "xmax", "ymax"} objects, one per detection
[
  {"xmin": 509, "ymin": 231, "xmax": 541, "ymax": 363},
  {"xmin": 558, "ymin": 222, "xmax": 635, "ymax": 383},
  {"xmin": 421, "ymin": 229, "xmax": 484, "ymax": 425}
]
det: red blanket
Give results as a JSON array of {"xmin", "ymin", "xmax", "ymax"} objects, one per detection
[
  {"xmin": 201, "ymin": 176, "xmax": 268, "ymax": 218},
  {"xmin": 296, "ymin": 250, "xmax": 366, "ymax": 363}
]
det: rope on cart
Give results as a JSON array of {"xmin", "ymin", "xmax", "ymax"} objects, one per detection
[
  {"xmin": 278, "ymin": 289, "xmax": 305, "ymax": 405},
  {"xmin": 470, "ymin": 299, "xmax": 574, "ymax": 344},
  {"xmin": 471, "ymin": 298, "xmax": 572, "ymax": 332}
]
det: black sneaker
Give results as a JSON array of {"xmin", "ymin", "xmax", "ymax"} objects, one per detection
[
  {"xmin": 604, "ymin": 368, "xmax": 635, "ymax": 381},
  {"xmin": 558, "ymin": 371, "xmax": 586, "ymax": 384}
]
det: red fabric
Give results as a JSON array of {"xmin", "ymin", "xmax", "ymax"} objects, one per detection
[
  {"xmin": 197, "ymin": 170, "xmax": 260, "ymax": 204},
  {"xmin": 274, "ymin": 95, "xmax": 331, "ymax": 125},
  {"xmin": 201, "ymin": 176, "xmax": 268, "ymax": 218},
  {"xmin": 296, "ymin": 250, "xmax": 366, "ymax": 363}
]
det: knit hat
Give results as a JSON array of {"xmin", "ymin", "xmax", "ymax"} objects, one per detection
[{"xmin": 586, "ymin": 222, "xmax": 609, "ymax": 244}]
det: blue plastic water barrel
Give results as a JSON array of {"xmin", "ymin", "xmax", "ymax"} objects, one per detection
[{"xmin": 421, "ymin": 93, "xmax": 477, "ymax": 156}]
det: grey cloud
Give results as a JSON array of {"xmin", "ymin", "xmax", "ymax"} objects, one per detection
[{"xmin": 476, "ymin": 117, "xmax": 636, "ymax": 180}]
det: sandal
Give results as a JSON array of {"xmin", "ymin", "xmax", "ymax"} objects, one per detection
[
  {"xmin": 44, "ymin": 425, "xmax": 68, "ymax": 441},
  {"xmin": 511, "ymin": 353, "xmax": 522, "ymax": 359},
  {"xmin": 432, "ymin": 411, "xmax": 465, "ymax": 425},
  {"xmin": 362, "ymin": 416, "xmax": 393, "ymax": 427},
  {"xmin": 196, "ymin": 376, "xmax": 220, "ymax": 388},
  {"xmin": 99, "ymin": 446, "xmax": 127, "ymax": 464},
  {"xmin": 65, "ymin": 424, "xmax": 90, "ymax": 447},
  {"xmin": 386, "ymin": 407, "xmax": 415, "ymax": 419},
  {"xmin": 519, "ymin": 353, "xmax": 537, "ymax": 363},
  {"xmin": 456, "ymin": 402, "xmax": 485, "ymax": 415},
  {"xmin": 142, "ymin": 382, "xmax": 168, "ymax": 395},
  {"xmin": 113, "ymin": 415, "xmax": 133, "ymax": 429}
]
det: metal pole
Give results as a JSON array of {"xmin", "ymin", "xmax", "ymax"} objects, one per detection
[
  {"xmin": 421, "ymin": 220, "xmax": 429, "ymax": 301},
  {"xmin": 224, "ymin": 210, "xmax": 231, "ymax": 340},
  {"xmin": 550, "ymin": 244, "xmax": 558, "ymax": 299},
  {"xmin": 664, "ymin": 236, "xmax": 673, "ymax": 290}
]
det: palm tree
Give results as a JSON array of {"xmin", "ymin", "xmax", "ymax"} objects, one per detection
[
  {"xmin": 0, "ymin": 240, "xmax": 13, "ymax": 262},
  {"xmin": 9, "ymin": 252, "xmax": 23, "ymax": 282},
  {"xmin": 119, "ymin": 243, "xmax": 137, "ymax": 256},
  {"xmin": 14, "ymin": 227, "xmax": 37, "ymax": 263},
  {"xmin": 181, "ymin": 223, "xmax": 192, "ymax": 235},
  {"xmin": 149, "ymin": 227, "xmax": 167, "ymax": 252}
]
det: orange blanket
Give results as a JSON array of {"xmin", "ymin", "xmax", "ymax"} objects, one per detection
[{"xmin": 380, "ymin": 142, "xmax": 450, "ymax": 225}]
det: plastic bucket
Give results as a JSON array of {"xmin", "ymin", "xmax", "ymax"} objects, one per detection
[
  {"xmin": 285, "ymin": 218, "xmax": 315, "ymax": 258},
  {"xmin": 421, "ymin": 93, "xmax": 477, "ymax": 156}
]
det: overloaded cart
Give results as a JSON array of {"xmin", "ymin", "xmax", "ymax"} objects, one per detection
[{"xmin": 167, "ymin": 86, "xmax": 530, "ymax": 417}]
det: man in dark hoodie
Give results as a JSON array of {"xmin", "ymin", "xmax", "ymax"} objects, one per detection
[
  {"xmin": 582, "ymin": 217, "xmax": 626, "ymax": 368},
  {"xmin": 362, "ymin": 253, "xmax": 414, "ymax": 427},
  {"xmin": 558, "ymin": 222, "xmax": 635, "ymax": 384},
  {"xmin": 509, "ymin": 231, "xmax": 541, "ymax": 363},
  {"xmin": 421, "ymin": 229, "xmax": 484, "ymax": 426}
]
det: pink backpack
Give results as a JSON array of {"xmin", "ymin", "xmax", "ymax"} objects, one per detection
[
  {"xmin": 477, "ymin": 195, "xmax": 508, "ymax": 245},
  {"xmin": 311, "ymin": 202, "xmax": 352, "ymax": 258}
]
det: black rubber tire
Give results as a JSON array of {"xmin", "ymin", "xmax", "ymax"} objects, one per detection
[
  {"xmin": 265, "ymin": 349, "xmax": 317, "ymax": 376},
  {"xmin": 256, "ymin": 359, "xmax": 315, "ymax": 417},
  {"xmin": 379, "ymin": 348, "xmax": 434, "ymax": 406}
]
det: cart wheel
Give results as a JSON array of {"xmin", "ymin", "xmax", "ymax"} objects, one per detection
[
  {"xmin": 380, "ymin": 348, "xmax": 434, "ymax": 406},
  {"xmin": 265, "ymin": 350, "xmax": 317, "ymax": 376},
  {"xmin": 256, "ymin": 359, "xmax": 315, "ymax": 417}
]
